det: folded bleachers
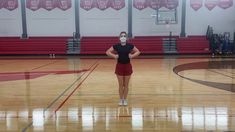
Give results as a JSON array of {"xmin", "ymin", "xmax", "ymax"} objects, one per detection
[
  {"xmin": 80, "ymin": 37, "xmax": 119, "ymax": 54},
  {"xmin": 0, "ymin": 37, "xmax": 69, "ymax": 55},
  {"xmin": 80, "ymin": 36, "xmax": 164, "ymax": 54},
  {"xmin": 131, "ymin": 36, "xmax": 164, "ymax": 54},
  {"xmin": 0, "ymin": 35, "xmax": 211, "ymax": 55},
  {"xmin": 176, "ymin": 36, "xmax": 210, "ymax": 54}
]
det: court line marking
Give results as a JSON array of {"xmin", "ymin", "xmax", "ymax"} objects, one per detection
[
  {"xmin": 31, "ymin": 60, "xmax": 59, "ymax": 70},
  {"xmin": 43, "ymin": 61, "xmax": 98, "ymax": 111},
  {"xmin": 54, "ymin": 63, "xmax": 99, "ymax": 112},
  {"xmin": 0, "ymin": 60, "xmax": 58, "ymax": 74},
  {"xmin": 208, "ymin": 69, "xmax": 234, "ymax": 79},
  {"xmin": 21, "ymin": 60, "xmax": 99, "ymax": 132},
  {"xmin": 43, "ymin": 72, "xmax": 88, "ymax": 111},
  {"xmin": 212, "ymin": 69, "xmax": 235, "ymax": 76},
  {"xmin": 220, "ymin": 69, "xmax": 235, "ymax": 74}
]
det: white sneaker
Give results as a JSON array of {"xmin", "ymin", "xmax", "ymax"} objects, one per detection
[
  {"xmin": 118, "ymin": 99, "xmax": 123, "ymax": 106},
  {"xmin": 123, "ymin": 100, "xmax": 128, "ymax": 106}
]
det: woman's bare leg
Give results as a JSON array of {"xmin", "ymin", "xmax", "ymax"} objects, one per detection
[
  {"xmin": 123, "ymin": 75, "xmax": 131, "ymax": 99},
  {"xmin": 116, "ymin": 75, "xmax": 124, "ymax": 99}
]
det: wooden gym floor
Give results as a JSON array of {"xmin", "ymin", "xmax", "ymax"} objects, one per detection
[{"xmin": 0, "ymin": 55, "xmax": 234, "ymax": 132}]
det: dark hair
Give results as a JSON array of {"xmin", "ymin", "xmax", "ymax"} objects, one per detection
[{"xmin": 119, "ymin": 31, "xmax": 127, "ymax": 37}]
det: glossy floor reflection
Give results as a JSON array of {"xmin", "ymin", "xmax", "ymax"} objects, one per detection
[{"xmin": 0, "ymin": 56, "xmax": 234, "ymax": 131}]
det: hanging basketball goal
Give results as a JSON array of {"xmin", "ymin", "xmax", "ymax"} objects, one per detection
[{"xmin": 152, "ymin": 8, "xmax": 177, "ymax": 25}]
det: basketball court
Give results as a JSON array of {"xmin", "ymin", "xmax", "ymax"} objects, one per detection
[{"xmin": 0, "ymin": 55, "xmax": 234, "ymax": 132}]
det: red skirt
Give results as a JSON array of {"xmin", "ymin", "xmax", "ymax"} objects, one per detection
[{"xmin": 115, "ymin": 63, "xmax": 133, "ymax": 76}]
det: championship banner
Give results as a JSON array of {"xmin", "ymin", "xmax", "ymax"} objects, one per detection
[
  {"xmin": 159, "ymin": 0, "xmax": 167, "ymax": 7},
  {"xmin": 110, "ymin": 0, "xmax": 125, "ymax": 10},
  {"xmin": 96, "ymin": 0, "xmax": 110, "ymax": 10},
  {"xmin": 80, "ymin": 0, "xmax": 95, "ymax": 11},
  {"xmin": 133, "ymin": 0, "xmax": 147, "ymax": 10},
  {"xmin": 147, "ymin": 0, "xmax": 162, "ymax": 9},
  {"xmin": 218, "ymin": 0, "xmax": 233, "ymax": 9},
  {"xmin": 41, "ymin": 0, "xmax": 56, "ymax": 10},
  {"xmin": 0, "ymin": 0, "xmax": 5, "ymax": 9},
  {"xmin": 57, "ymin": 0, "xmax": 71, "ymax": 10},
  {"xmin": 205, "ymin": 0, "xmax": 218, "ymax": 10},
  {"xmin": 4, "ymin": 0, "xmax": 18, "ymax": 10},
  {"xmin": 190, "ymin": 0, "xmax": 202, "ymax": 11},
  {"xmin": 165, "ymin": 0, "xmax": 178, "ymax": 10},
  {"xmin": 26, "ymin": 0, "xmax": 41, "ymax": 11}
]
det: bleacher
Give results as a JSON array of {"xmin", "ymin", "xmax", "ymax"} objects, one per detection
[
  {"xmin": 80, "ymin": 35, "xmax": 210, "ymax": 54},
  {"xmin": 0, "ymin": 37, "xmax": 69, "ymax": 55},
  {"xmin": 80, "ymin": 36, "xmax": 165, "ymax": 54},
  {"xmin": 80, "ymin": 37, "xmax": 119, "ymax": 54},
  {"xmin": 176, "ymin": 36, "xmax": 210, "ymax": 54},
  {"xmin": 0, "ymin": 36, "xmax": 211, "ymax": 55},
  {"xmin": 130, "ymin": 36, "xmax": 164, "ymax": 54}
]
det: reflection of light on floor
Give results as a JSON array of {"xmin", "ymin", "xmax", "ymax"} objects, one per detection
[
  {"xmin": 82, "ymin": 106, "xmax": 93, "ymax": 131},
  {"xmin": 182, "ymin": 107, "xmax": 228, "ymax": 130},
  {"xmin": 6, "ymin": 111, "xmax": 16, "ymax": 131},
  {"xmin": 193, "ymin": 107, "xmax": 204, "ymax": 129},
  {"xmin": 94, "ymin": 107, "xmax": 103, "ymax": 125},
  {"xmin": 19, "ymin": 111, "xmax": 28, "ymax": 118},
  {"xmin": 144, "ymin": 108, "xmax": 154, "ymax": 122},
  {"xmin": 0, "ymin": 105, "xmax": 231, "ymax": 131},
  {"xmin": 56, "ymin": 111, "xmax": 63, "ymax": 131},
  {"xmin": 105, "ymin": 108, "xmax": 111, "ymax": 130},
  {"xmin": 0, "ymin": 111, "xmax": 5, "ymax": 118},
  {"xmin": 217, "ymin": 107, "xmax": 228, "ymax": 130},
  {"xmin": 206, "ymin": 114, "xmax": 216, "ymax": 130},
  {"xmin": 68, "ymin": 107, "xmax": 79, "ymax": 122},
  {"xmin": 167, "ymin": 107, "xmax": 179, "ymax": 122},
  {"xmin": 182, "ymin": 107, "xmax": 200, "ymax": 130},
  {"xmin": 132, "ymin": 108, "xmax": 143, "ymax": 130},
  {"xmin": 32, "ymin": 109, "xmax": 44, "ymax": 131}
]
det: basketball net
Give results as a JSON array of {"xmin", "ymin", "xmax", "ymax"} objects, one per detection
[{"xmin": 165, "ymin": 20, "xmax": 170, "ymax": 29}]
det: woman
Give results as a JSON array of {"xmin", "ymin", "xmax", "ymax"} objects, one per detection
[{"xmin": 106, "ymin": 31, "xmax": 140, "ymax": 106}]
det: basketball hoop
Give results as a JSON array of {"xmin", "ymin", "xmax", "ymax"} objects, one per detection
[
  {"xmin": 165, "ymin": 20, "xmax": 170, "ymax": 29},
  {"xmin": 165, "ymin": 20, "xmax": 170, "ymax": 24}
]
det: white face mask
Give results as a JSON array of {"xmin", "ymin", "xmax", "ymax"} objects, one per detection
[{"xmin": 120, "ymin": 37, "xmax": 127, "ymax": 43}]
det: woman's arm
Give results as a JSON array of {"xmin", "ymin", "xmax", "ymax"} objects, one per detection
[
  {"xmin": 106, "ymin": 47, "xmax": 118, "ymax": 59},
  {"xmin": 129, "ymin": 46, "xmax": 140, "ymax": 59}
]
